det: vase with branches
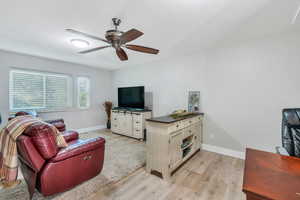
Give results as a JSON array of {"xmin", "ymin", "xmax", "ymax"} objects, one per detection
[{"xmin": 103, "ymin": 101, "xmax": 113, "ymax": 129}]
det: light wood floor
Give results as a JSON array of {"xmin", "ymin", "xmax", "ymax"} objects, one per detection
[{"xmin": 88, "ymin": 150, "xmax": 246, "ymax": 200}]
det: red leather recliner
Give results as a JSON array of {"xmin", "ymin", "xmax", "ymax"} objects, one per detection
[{"xmin": 16, "ymin": 119, "xmax": 105, "ymax": 199}]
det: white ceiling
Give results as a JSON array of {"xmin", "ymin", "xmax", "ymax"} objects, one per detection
[{"xmin": 0, "ymin": 0, "xmax": 299, "ymax": 70}]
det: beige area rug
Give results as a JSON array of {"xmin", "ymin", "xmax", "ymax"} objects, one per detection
[{"xmin": 0, "ymin": 129, "xmax": 146, "ymax": 200}]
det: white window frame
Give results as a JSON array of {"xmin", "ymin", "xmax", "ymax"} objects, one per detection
[
  {"xmin": 77, "ymin": 76, "xmax": 91, "ymax": 109},
  {"xmin": 9, "ymin": 69, "xmax": 73, "ymax": 112}
]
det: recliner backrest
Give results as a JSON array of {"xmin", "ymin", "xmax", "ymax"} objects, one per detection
[{"xmin": 23, "ymin": 122, "xmax": 58, "ymax": 159}]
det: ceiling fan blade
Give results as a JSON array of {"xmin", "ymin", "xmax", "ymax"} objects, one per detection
[
  {"xmin": 121, "ymin": 29, "xmax": 144, "ymax": 44},
  {"xmin": 292, "ymin": 5, "xmax": 300, "ymax": 24},
  {"xmin": 79, "ymin": 46, "xmax": 111, "ymax": 54},
  {"xmin": 116, "ymin": 48, "xmax": 128, "ymax": 61},
  {"xmin": 125, "ymin": 45, "xmax": 159, "ymax": 54},
  {"xmin": 66, "ymin": 29, "xmax": 110, "ymax": 44}
]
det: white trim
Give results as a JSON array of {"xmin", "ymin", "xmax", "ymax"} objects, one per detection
[
  {"xmin": 202, "ymin": 144, "xmax": 245, "ymax": 160},
  {"xmin": 76, "ymin": 125, "xmax": 106, "ymax": 134}
]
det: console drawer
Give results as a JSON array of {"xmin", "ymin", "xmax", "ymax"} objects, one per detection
[
  {"xmin": 194, "ymin": 116, "xmax": 201, "ymax": 123},
  {"xmin": 133, "ymin": 119, "xmax": 142, "ymax": 127},
  {"xmin": 184, "ymin": 118, "xmax": 194, "ymax": 127},
  {"xmin": 184, "ymin": 126, "xmax": 194, "ymax": 137},
  {"xmin": 111, "ymin": 112, "xmax": 119, "ymax": 121},
  {"xmin": 133, "ymin": 128, "xmax": 143, "ymax": 138},
  {"xmin": 169, "ymin": 121, "xmax": 184, "ymax": 133}
]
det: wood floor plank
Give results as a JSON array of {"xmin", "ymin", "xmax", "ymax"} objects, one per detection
[{"xmin": 89, "ymin": 150, "xmax": 245, "ymax": 200}]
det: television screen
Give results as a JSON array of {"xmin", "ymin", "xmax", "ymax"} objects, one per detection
[{"xmin": 118, "ymin": 86, "xmax": 144, "ymax": 109}]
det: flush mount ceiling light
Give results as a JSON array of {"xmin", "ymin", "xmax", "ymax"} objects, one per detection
[{"xmin": 70, "ymin": 39, "xmax": 90, "ymax": 48}]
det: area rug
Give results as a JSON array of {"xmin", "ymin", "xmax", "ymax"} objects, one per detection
[{"xmin": 0, "ymin": 129, "xmax": 146, "ymax": 200}]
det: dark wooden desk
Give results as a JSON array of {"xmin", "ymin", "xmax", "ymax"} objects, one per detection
[{"xmin": 243, "ymin": 148, "xmax": 300, "ymax": 200}]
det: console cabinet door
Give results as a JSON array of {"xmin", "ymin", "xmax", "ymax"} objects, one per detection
[
  {"xmin": 124, "ymin": 113, "xmax": 133, "ymax": 137},
  {"xmin": 111, "ymin": 112, "xmax": 119, "ymax": 133},
  {"xmin": 118, "ymin": 113, "xmax": 133, "ymax": 137},
  {"xmin": 193, "ymin": 122, "xmax": 202, "ymax": 150},
  {"xmin": 170, "ymin": 131, "xmax": 183, "ymax": 169}
]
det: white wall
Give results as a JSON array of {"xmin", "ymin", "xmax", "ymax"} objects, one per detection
[
  {"xmin": 112, "ymin": 54, "xmax": 207, "ymax": 116},
  {"xmin": 0, "ymin": 50, "xmax": 112, "ymax": 130},
  {"xmin": 204, "ymin": 31, "xmax": 300, "ymax": 152},
  {"xmin": 112, "ymin": 30, "xmax": 300, "ymax": 153}
]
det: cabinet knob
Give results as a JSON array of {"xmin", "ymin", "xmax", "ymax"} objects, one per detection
[
  {"xmin": 176, "ymin": 125, "xmax": 179, "ymax": 128},
  {"xmin": 189, "ymin": 130, "xmax": 192, "ymax": 133}
]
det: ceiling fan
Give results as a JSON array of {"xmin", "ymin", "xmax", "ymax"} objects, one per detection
[
  {"xmin": 291, "ymin": 3, "xmax": 300, "ymax": 24},
  {"xmin": 66, "ymin": 18, "xmax": 159, "ymax": 61}
]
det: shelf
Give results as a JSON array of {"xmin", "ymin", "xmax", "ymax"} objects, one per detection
[
  {"xmin": 182, "ymin": 146, "xmax": 192, "ymax": 158},
  {"xmin": 181, "ymin": 142, "xmax": 193, "ymax": 150}
]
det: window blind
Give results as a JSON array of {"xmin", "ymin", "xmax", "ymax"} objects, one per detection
[{"xmin": 9, "ymin": 70, "xmax": 73, "ymax": 112}]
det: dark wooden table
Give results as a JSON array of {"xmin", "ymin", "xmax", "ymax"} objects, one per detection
[{"xmin": 243, "ymin": 148, "xmax": 300, "ymax": 200}]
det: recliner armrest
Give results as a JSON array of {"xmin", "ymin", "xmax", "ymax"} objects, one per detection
[
  {"xmin": 45, "ymin": 118, "xmax": 64, "ymax": 124},
  {"xmin": 49, "ymin": 137, "xmax": 105, "ymax": 163},
  {"xmin": 62, "ymin": 130, "xmax": 79, "ymax": 142},
  {"xmin": 45, "ymin": 119, "xmax": 66, "ymax": 132},
  {"xmin": 275, "ymin": 146, "xmax": 290, "ymax": 156}
]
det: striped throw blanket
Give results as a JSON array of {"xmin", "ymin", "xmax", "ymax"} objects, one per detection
[{"xmin": 0, "ymin": 115, "xmax": 68, "ymax": 185}]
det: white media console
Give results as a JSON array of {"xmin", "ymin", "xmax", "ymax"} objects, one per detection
[{"xmin": 111, "ymin": 109, "xmax": 152, "ymax": 140}]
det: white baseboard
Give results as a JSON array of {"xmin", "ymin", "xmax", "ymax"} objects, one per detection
[
  {"xmin": 202, "ymin": 144, "xmax": 245, "ymax": 160},
  {"xmin": 75, "ymin": 127, "xmax": 245, "ymax": 159},
  {"xmin": 76, "ymin": 125, "xmax": 106, "ymax": 134}
]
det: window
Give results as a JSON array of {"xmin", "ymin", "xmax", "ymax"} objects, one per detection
[
  {"xmin": 9, "ymin": 69, "xmax": 73, "ymax": 111},
  {"xmin": 77, "ymin": 77, "xmax": 90, "ymax": 109}
]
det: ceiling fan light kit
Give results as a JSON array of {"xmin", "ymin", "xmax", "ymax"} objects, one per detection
[
  {"xmin": 70, "ymin": 39, "xmax": 90, "ymax": 48},
  {"xmin": 66, "ymin": 18, "xmax": 159, "ymax": 61}
]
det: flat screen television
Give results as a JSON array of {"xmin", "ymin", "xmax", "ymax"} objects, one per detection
[{"xmin": 118, "ymin": 86, "xmax": 145, "ymax": 109}]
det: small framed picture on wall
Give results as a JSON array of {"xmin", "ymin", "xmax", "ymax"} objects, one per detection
[{"xmin": 188, "ymin": 91, "xmax": 200, "ymax": 112}]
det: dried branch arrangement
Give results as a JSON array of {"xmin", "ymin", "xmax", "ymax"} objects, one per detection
[{"xmin": 103, "ymin": 101, "xmax": 113, "ymax": 120}]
